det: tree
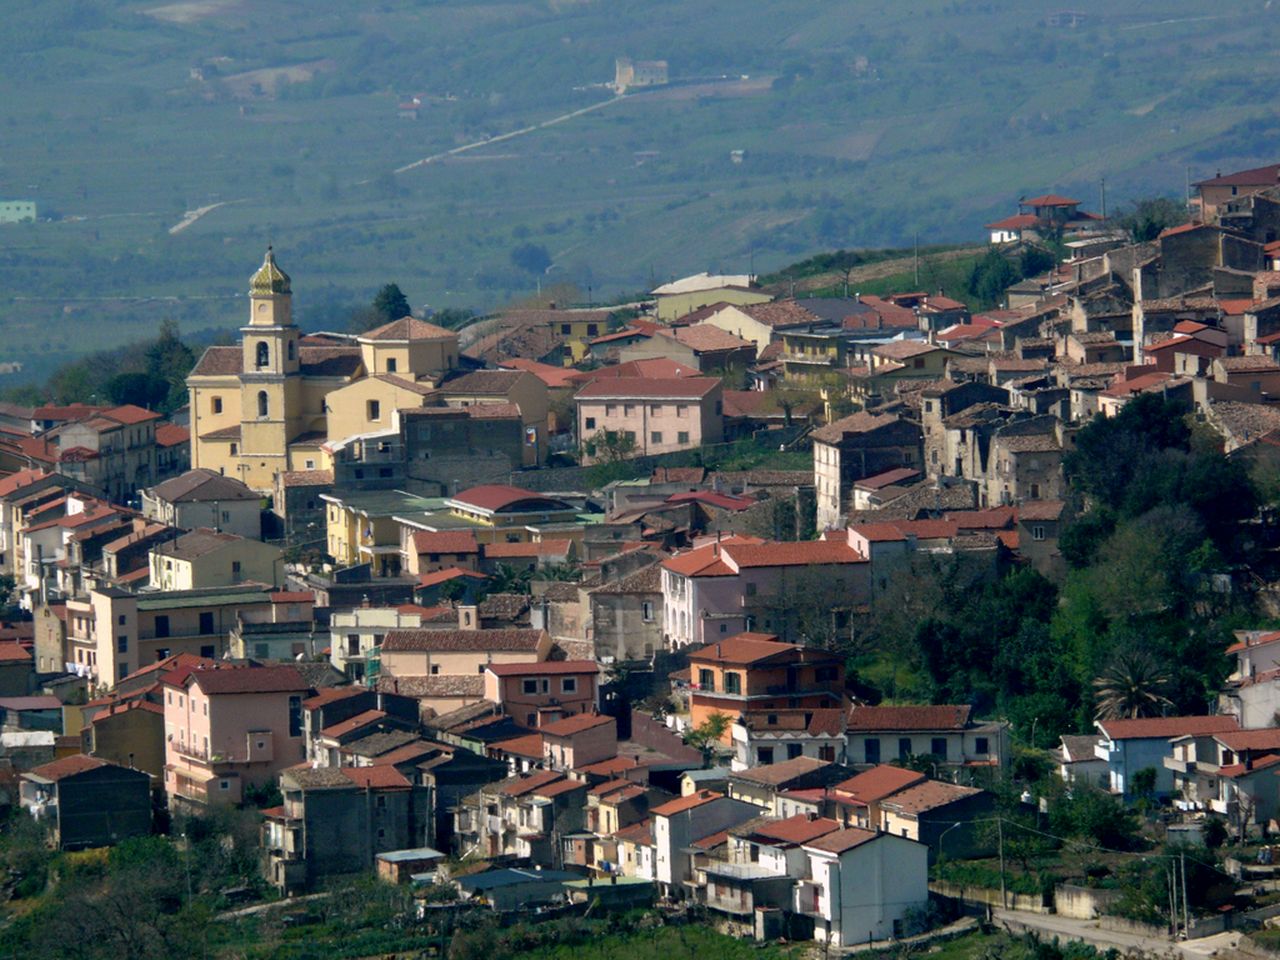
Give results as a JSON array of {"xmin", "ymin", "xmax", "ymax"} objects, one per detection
[
  {"xmin": 1093, "ymin": 649, "xmax": 1175, "ymax": 720},
  {"xmin": 372, "ymin": 283, "xmax": 411, "ymax": 324},
  {"xmin": 104, "ymin": 372, "xmax": 169, "ymax": 409},
  {"xmin": 510, "ymin": 242, "xmax": 552, "ymax": 276},
  {"xmin": 1113, "ymin": 197, "xmax": 1189, "ymax": 243},
  {"xmin": 684, "ymin": 712, "xmax": 731, "ymax": 753},
  {"xmin": 966, "ymin": 247, "xmax": 1021, "ymax": 309}
]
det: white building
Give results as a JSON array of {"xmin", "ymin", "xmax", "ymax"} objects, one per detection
[
  {"xmin": 329, "ymin": 605, "xmax": 423, "ymax": 682},
  {"xmin": 797, "ymin": 828, "xmax": 928, "ymax": 946}
]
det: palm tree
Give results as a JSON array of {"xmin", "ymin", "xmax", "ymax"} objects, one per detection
[{"xmin": 1093, "ymin": 650, "xmax": 1175, "ymax": 720}]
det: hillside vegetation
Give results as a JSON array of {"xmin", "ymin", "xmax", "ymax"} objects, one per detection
[{"xmin": 3, "ymin": 0, "xmax": 1280, "ymax": 381}]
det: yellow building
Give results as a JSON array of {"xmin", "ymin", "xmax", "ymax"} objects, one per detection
[
  {"xmin": 321, "ymin": 488, "xmax": 443, "ymax": 576},
  {"xmin": 187, "ymin": 251, "xmax": 461, "ymax": 492},
  {"xmin": 324, "ymin": 375, "xmax": 437, "ymax": 443},
  {"xmin": 651, "ymin": 273, "xmax": 770, "ymax": 322},
  {"xmin": 148, "ymin": 529, "xmax": 283, "ymax": 591}
]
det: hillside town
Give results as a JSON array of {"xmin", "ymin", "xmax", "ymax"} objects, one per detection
[{"xmin": 8, "ymin": 165, "xmax": 1280, "ymax": 955}]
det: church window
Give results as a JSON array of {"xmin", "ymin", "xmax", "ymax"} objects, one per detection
[
  {"xmin": 212, "ymin": 397, "xmax": 222, "ymax": 415},
  {"xmin": 257, "ymin": 391, "xmax": 269, "ymax": 418},
  {"xmin": 256, "ymin": 342, "xmax": 269, "ymax": 369},
  {"xmin": 287, "ymin": 341, "xmax": 295, "ymax": 361},
  {"xmin": 386, "ymin": 358, "xmax": 397, "ymax": 373}
]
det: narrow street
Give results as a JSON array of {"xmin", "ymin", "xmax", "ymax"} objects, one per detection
[{"xmin": 996, "ymin": 908, "xmax": 1244, "ymax": 959}]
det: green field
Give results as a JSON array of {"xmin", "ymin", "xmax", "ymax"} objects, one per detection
[{"xmin": 3, "ymin": 0, "xmax": 1280, "ymax": 382}]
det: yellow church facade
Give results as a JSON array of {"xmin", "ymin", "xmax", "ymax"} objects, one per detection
[{"xmin": 187, "ymin": 250, "xmax": 460, "ymax": 492}]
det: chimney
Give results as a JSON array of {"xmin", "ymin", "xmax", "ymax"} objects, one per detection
[
  {"xmin": 458, "ymin": 604, "xmax": 478, "ymax": 630},
  {"xmin": 361, "ymin": 594, "xmax": 371, "ymax": 608},
  {"xmin": 807, "ymin": 811, "xmax": 817, "ymax": 821},
  {"xmin": 716, "ymin": 642, "xmax": 721, "ymax": 658}
]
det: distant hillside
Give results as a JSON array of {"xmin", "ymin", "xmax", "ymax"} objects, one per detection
[{"xmin": 2, "ymin": 0, "xmax": 1280, "ymax": 380}]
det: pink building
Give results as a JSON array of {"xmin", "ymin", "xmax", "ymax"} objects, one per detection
[
  {"xmin": 541, "ymin": 712, "xmax": 617, "ymax": 771},
  {"xmin": 163, "ymin": 663, "xmax": 310, "ymax": 808},
  {"xmin": 661, "ymin": 536, "xmax": 869, "ymax": 647},
  {"xmin": 483, "ymin": 660, "xmax": 599, "ymax": 728},
  {"xmin": 575, "ymin": 377, "xmax": 723, "ymax": 463}
]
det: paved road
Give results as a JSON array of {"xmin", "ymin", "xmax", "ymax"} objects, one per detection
[{"xmin": 996, "ymin": 908, "xmax": 1243, "ymax": 959}]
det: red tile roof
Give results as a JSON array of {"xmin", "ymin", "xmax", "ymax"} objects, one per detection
[
  {"xmin": 321, "ymin": 709, "xmax": 388, "ymax": 739},
  {"xmin": 1097, "ymin": 715, "xmax": 1238, "ymax": 741},
  {"xmin": 490, "ymin": 733, "xmax": 546, "ymax": 758},
  {"xmin": 687, "ymin": 633, "xmax": 792, "ymax": 666},
  {"xmin": 1214, "ymin": 729, "xmax": 1280, "ymax": 751},
  {"xmin": 412, "ymin": 530, "xmax": 480, "ymax": 555},
  {"xmin": 417, "ymin": 567, "xmax": 488, "ymax": 588},
  {"xmin": 1195, "ymin": 164, "xmax": 1280, "ymax": 187},
  {"xmin": 450, "ymin": 484, "xmax": 556, "ymax": 512},
  {"xmin": 500, "ymin": 769, "xmax": 563, "ymax": 796},
  {"xmin": 880, "ymin": 780, "xmax": 983, "ymax": 814},
  {"xmin": 270, "ymin": 591, "xmax": 314, "ymax": 604},
  {"xmin": 574, "ymin": 376, "xmax": 720, "ymax": 400},
  {"xmin": 803, "ymin": 826, "xmax": 880, "ymax": 854},
  {"xmin": 847, "ymin": 705, "xmax": 972, "ymax": 732},
  {"xmin": 540, "ymin": 713, "xmax": 613, "ymax": 737},
  {"xmin": 360, "ymin": 317, "xmax": 455, "ymax": 341},
  {"xmin": 742, "ymin": 814, "xmax": 841, "ymax": 845},
  {"xmin": 154, "ymin": 423, "xmax": 189, "ymax": 447},
  {"xmin": 533, "ymin": 778, "xmax": 589, "ymax": 799},
  {"xmin": 985, "ymin": 213, "xmax": 1040, "ymax": 231},
  {"xmin": 483, "ymin": 539, "xmax": 572, "ymax": 559},
  {"xmin": 175, "ymin": 664, "xmax": 310, "ymax": 695},
  {"xmin": 651, "ymin": 789, "xmax": 724, "ymax": 817},
  {"xmin": 302, "ymin": 686, "xmax": 366, "ymax": 710},
  {"xmin": 486, "ymin": 660, "xmax": 596, "ymax": 676},
  {"xmin": 832, "ymin": 765, "xmax": 926, "ymax": 804},
  {"xmin": 0, "ymin": 643, "xmax": 32, "ymax": 663},
  {"xmin": 1220, "ymin": 754, "xmax": 1280, "ymax": 779},
  {"xmin": 381, "ymin": 628, "xmax": 545, "ymax": 653},
  {"xmin": 1023, "ymin": 194, "xmax": 1080, "ymax": 207},
  {"xmin": 731, "ymin": 755, "xmax": 831, "ymax": 786},
  {"xmin": 342, "ymin": 766, "xmax": 412, "ymax": 789},
  {"xmin": 26, "ymin": 754, "xmax": 112, "ymax": 782}
]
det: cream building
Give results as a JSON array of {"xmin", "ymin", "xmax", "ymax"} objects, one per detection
[
  {"xmin": 187, "ymin": 251, "xmax": 460, "ymax": 492},
  {"xmin": 149, "ymin": 529, "xmax": 283, "ymax": 592}
]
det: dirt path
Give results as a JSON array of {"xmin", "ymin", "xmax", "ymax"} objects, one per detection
[
  {"xmin": 394, "ymin": 95, "xmax": 624, "ymax": 176},
  {"xmin": 169, "ymin": 199, "xmax": 241, "ymax": 235}
]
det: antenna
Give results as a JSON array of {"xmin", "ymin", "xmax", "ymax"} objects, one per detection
[{"xmin": 1100, "ymin": 177, "xmax": 1107, "ymax": 219}]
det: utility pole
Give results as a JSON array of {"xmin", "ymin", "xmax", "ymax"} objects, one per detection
[
  {"xmin": 913, "ymin": 233, "xmax": 920, "ymax": 287},
  {"xmin": 997, "ymin": 818, "xmax": 1007, "ymax": 910},
  {"xmin": 1168, "ymin": 865, "xmax": 1178, "ymax": 937},
  {"xmin": 1181, "ymin": 850, "xmax": 1190, "ymax": 938},
  {"xmin": 1100, "ymin": 177, "xmax": 1107, "ymax": 220}
]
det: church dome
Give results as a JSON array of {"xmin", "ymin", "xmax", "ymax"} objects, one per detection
[{"xmin": 249, "ymin": 246, "xmax": 291, "ymax": 296}]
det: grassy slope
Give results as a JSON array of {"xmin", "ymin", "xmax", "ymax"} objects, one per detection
[{"xmin": 2, "ymin": 0, "xmax": 1280, "ymax": 382}]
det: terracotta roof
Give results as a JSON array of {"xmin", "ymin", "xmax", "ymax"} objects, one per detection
[
  {"xmin": 687, "ymin": 633, "xmax": 792, "ymax": 666},
  {"xmin": 651, "ymin": 789, "xmax": 724, "ymax": 817},
  {"xmin": 665, "ymin": 324, "xmax": 754, "ymax": 353},
  {"xmin": 1219, "ymin": 754, "xmax": 1280, "ymax": 778},
  {"xmin": 880, "ymin": 780, "xmax": 983, "ymax": 814},
  {"xmin": 176, "ymin": 665, "xmax": 309, "ymax": 695},
  {"xmin": 0, "ymin": 643, "xmax": 32, "ymax": 663},
  {"xmin": 451, "ymin": 484, "xmax": 557, "ymax": 512},
  {"xmin": 441, "ymin": 370, "xmax": 529, "ymax": 395},
  {"xmin": 299, "ymin": 345, "xmax": 362, "ymax": 378},
  {"xmin": 1097, "ymin": 715, "xmax": 1239, "ymax": 741},
  {"xmin": 589, "ymin": 562, "xmax": 662, "ymax": 596},
  {"xmin": 25, "ymin": 754, "xmax": 114, "ymax": 782},
  {"xmin": 832, "ymin": 765, "xmax": 927, "ymax": 804},
  {"xmin": 540, "ymin": 712, "xmax": 613, "ymax": 737},
  {"xmin": 360, "ymin": 317, "xmax": 455, "ymax": 341},
  {"xmin": 574, "ymin": 376, "xmax": 720, "ymax": 400},
  {"xmin": 856, "ymin": 467, "xmax": 921, "ymax": 491},
  {"xmin": 1214, "ymin": 729, "xmax": 1280, "ymax": 751},
  {"xmin": 412, "ymin": 530, "xmax": 479, "ymax": 555},
  {"xmin": 738, "ymin": 814, "xmax": 841, "ymax": 846},
  {"xmin": 1019, "ymin": 500, "xmax": 1065, "ymax": 521},
  {"xmin": 492, "ymin": 732, "xmax": 545, "ymax": 758},
  {"xmin": 612, "ymin": 818, "xmax": 653, "ymax": 844},
  {"xmin": 189, "ymin": 345, "xmax": 243, "ymax": 377},
  {"xmin": 152, "ymin": 468, "xmax": 259, "ymax": 503},
  {"xmin": 417, "ymin": 567, "xmax": 489, "ymax": 588},
  {"xmin": 0, "ymin": 469, "xmax": 55, "ymax": 499},
  {"xmin": 665, "ymin": 491, "xmax": 756, "ymax": 511},
  {"xmin": 499, "ymin": 769, "xmax": 564, "ymax": 796},
  {"xmin": 803, "ymin": 826, "xmax": 880, "ymax": 854},
  {"xmin": 737, "ymin": 300, "xmax": 822, "ymax": 328},
  {"xmin": 302, "ymin": 686, "xmax": 366, "ymax": 710},
  {"xmin": 847, "ymin": 705, "xmax": 972, "ymax": 732},
  {"xmin": 321, "ymin": 709, "xmax": 388, "ymax": 739},
  {"xmin": 483, "ymin": 539, "xmax": 572, "ymax": 559},
  {"xmin": 741, "ymin": 709, "xmax": 845, "ymax": 738},
  {"xmin": 985, "ymin": 214, "xmax": 1040, "ymax": 231},
  {"xmin": 496, "ymin": 358, "xmax": 579, "ymax": 389},
  {"xmin": 1023, "ymin": 194, "xmax": 1080, "ymax": 207},
  {"xmin": 486, "ymin": 660, "xmax": 596, "ymax": 676},
  {"xmin": 376, "ymin": 675, "xmax": 485, "ymax": 698},
  {"xmin": 342, "ymin": 766, "xmax": 412, "ymax": 789},
  {"xmin": 1195, "ymin": 164, "xmax": 1280, "ymax": 187},
  {"xmin": 381, "ymin": 628, "xmax": 545, "ymax": 653},
  {"xmin": 731, "ymin": 755, "xmax": 831, "ymax": 786},
  {"xmin": 810, "ymin": 411, "xmax": 905, "ymax": 443},
  {"xmin": 280, "ymin": 469, "xmax": 334, "ymax": 487},
  {"xmin": 533, "ymin": 778, "xmax": 589, "ymax": 799},
  {"xmin": 149, "ymin": 424, "xmax": 189, "ymax": 450}
]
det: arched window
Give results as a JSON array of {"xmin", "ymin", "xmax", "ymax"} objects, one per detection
[
  {"xmin": 256, "ymin": 342, "xmax": 269, "ymax": 368},
  {"xmin": 257, "ymin": 391, "xmax": 269, "ymax": 418}
]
